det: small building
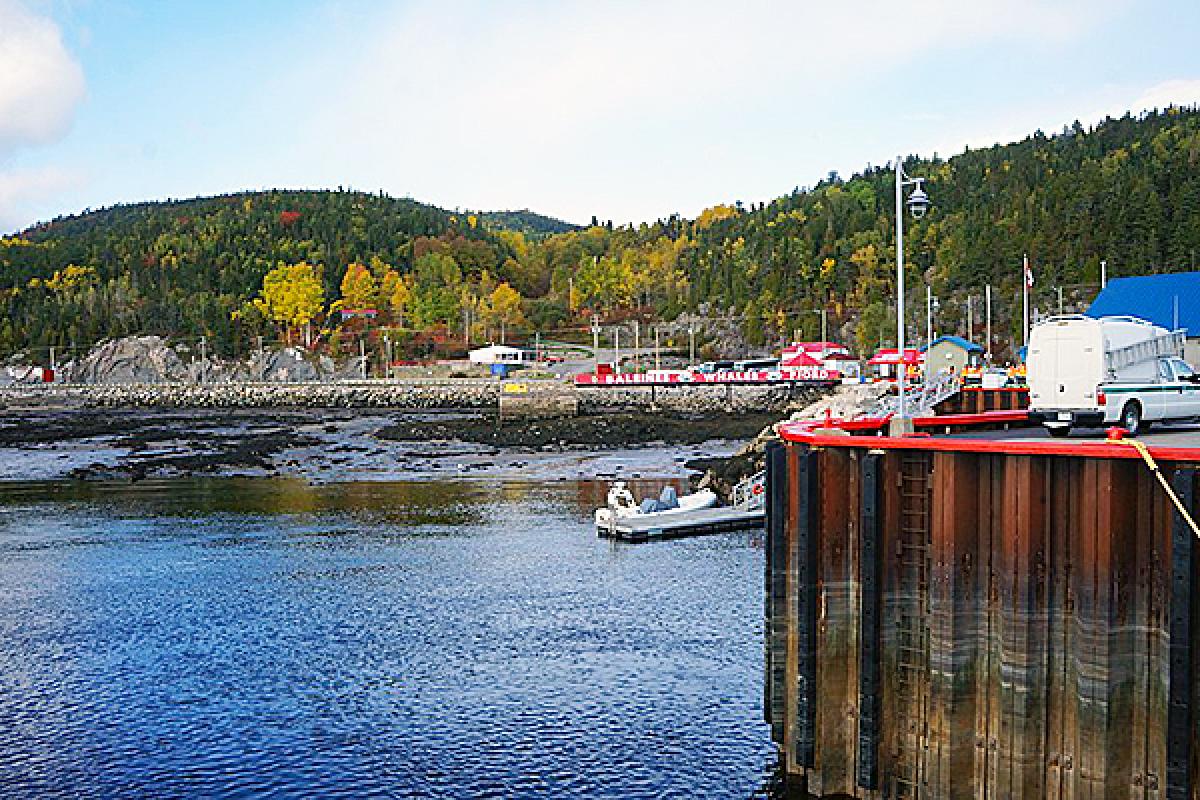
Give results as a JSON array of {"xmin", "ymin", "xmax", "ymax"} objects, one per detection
[
  {"xmin": 922, "ymin": 335, "xmax": 984, "ymax": 376},
  {"xmin": 1086, "ymin": 271, "xmax": 1200, "ymax": 365},
  {"xmin": 866, "ymin": 348, "xmax": 921, "ymax": 381},
  {"xmin": 783, "ymin": 341, "xmax": 851, "ymax": 361},
  {"xmin": 468, "ymin": 344, "xmax": 529, "ymax": 365},
  {"xmin": 468, "ymin": 344, "xmax": 533, "ymax": 377},
  {"xmin": 783, "ymin": 341, "xmax": 861, "ymax": 379}
]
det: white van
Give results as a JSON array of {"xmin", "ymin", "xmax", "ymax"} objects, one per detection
[{"xmin": 1027, "ymin": 315, "xmax": 1200, "ymax": 436}]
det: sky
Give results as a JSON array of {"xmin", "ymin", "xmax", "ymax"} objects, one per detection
[{"xmin": 2, "ymin": 0, "xmax": 1200, "ymax": 232}]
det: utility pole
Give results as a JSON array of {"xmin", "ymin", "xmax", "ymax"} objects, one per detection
[
  {"xmin": 1057, "ymin": 286, "xmax": 1064, "ymax": 316},
  {"xmin": 1101, "ymin": 259, "xmax": 1107, "ymax": 289},
  {"xmin": 383, "ymin": 333, "xmax": 391, "ymax": 379},
  {"xmin": 925, "ymin": 286, "xmax": 934, "ymax": 347},
  {"xmin": 591, "ymin": 314, "xmax": 600, "ymax": 356},
  {"xmin": 614, "ymin": 327, "xmax": 621, "ymax": 373},
  {"xmin": 966, "ymin": 296, "xmax": 973, "ymax": 342},
  {"xmin": 633, "ymin": 320, "xmax": 640, "ymax": 371},
  {"xmin": 654, "ymin": 326, "xmax": 661, "ymax": 371},
  {"xmin": 359, "ymin": 338, "xmax": 367, "ymax": 380},
  {"xmin": 688, "ymin": 323, "xmax": 696, "ymax": 365},
  {"xmin": 568, "ymin": 277, "xmax": 574, "ymax": 311},
  {"xmin": 49, "ymin": 346, "xmax": 56, "ymax": 376},
  {"xmin": 985, "ymin": 284, "xmax": 993, "ymax": 364},
  {"xmin": 535, "ymin": 330, "xmax": 541, "ymax": 362},
  {"xmin": 199, "ymin": 336, "xmax": 207, "ymax": 384}
]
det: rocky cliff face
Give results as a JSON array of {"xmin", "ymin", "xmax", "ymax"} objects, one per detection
[
  {"xmin": 246, "ymin": 347, "xmax": 336, "ymax": 383},
  {"xmin": 61, "ymin": 337, "xmax": 338, "ymax": 384},
  {"xmin": 63, "ymin": 336, "xmax": 188, "ymax": 384}
]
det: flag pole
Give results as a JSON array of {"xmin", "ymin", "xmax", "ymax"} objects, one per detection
[{"xmin": 1022, "ymin": 254, "xmax": 1030, "ymax": 348}]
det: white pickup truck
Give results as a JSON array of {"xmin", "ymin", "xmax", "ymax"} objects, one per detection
[{"xmin": 1027, "ymin": 315, "xmax": 1200, "ymax": 436}]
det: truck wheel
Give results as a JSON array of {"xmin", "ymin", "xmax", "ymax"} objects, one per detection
[
  {"xmin": 1045, "ymin": 425, "xmax": 1070, "ymax": 438},
  {"xmin": 1120, "ymin": 401, "xmax": 1144, "ymax": 435}
]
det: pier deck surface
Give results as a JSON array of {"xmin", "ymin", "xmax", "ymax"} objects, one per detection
[
  {"xmin": 945, "ymin": 421, "xmax": 1200, "ymax": 447},
  {"xmin": 598, "ymin": 506, "xmax": 764, "ymax": 542}
]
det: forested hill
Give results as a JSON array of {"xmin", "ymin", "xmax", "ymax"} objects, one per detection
[
  {"xmin": 3, "ymin": 107, "xmax": 1199, "ymax": 361},
  {"xmin": 479, "ymin": 209, "xmax": 580, "ymax": 236}
]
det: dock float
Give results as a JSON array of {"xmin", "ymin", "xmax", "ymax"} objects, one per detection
[{"xmin": 598, "ymin": 506, "xmax": 765, "ymax": 542}]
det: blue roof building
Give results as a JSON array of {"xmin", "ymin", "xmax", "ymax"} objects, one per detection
[
  {"xmin": 921, "ymin": 335, "xmax": 984, "ymax": 354},
  {"xmin": 923, "ymin": 334, "xmax": 985, "ymax": 375},
  {"xmin": 1086, "ymin": 271, "xmax": 1200, "ymax": 365}
]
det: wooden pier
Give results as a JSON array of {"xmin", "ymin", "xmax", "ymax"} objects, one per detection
[
  {"xmin": 597, "ymin": 506, "xmax": 764, "ymax": 542},
  {"xmin": 766, "ymin": 425, "xmax": 1200, "ymax": 799}
]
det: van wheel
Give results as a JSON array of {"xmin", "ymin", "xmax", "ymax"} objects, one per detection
[
  {"xmin": 1120, "ymin": 401, "xmax": 1145, "ymax": 435},
  {"xmin": 1046, "ymin": 425, "xmax": 1070, "ymax": 438}
]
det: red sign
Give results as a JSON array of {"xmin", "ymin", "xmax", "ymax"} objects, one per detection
[{"xmin": 574, "ymin": 367, "xmax": 839, "ymax": 386}]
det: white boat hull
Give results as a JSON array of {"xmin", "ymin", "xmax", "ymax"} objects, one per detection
[{"xmin": 594, "ymin": 487, "xmax": 718, "ymax": 528}]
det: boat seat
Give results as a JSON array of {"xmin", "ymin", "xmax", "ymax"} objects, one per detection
[
  {"xmin": 658, "ymin": 486, "xmax": 680, "ymax": 510},
  {"xmin": 641, "ymin": 498, "xmax": 661, "ymax": 514}
]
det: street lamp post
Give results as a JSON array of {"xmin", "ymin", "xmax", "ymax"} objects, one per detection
[{"xmin": 892, "ymin": 156, "xmax": 931, "ymax": 435}]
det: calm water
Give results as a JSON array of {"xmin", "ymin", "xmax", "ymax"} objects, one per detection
[{"xmin": 0, "ymin": 478, "xmax": 775, "ymax": 798}]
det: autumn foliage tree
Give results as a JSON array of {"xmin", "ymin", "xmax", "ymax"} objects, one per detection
[
  {"xmin": 255, "ymin": 262, "xmax": 325, "ymax": 344},
  {"xmin": 339, "ymin": 262, "xmax": 378, "ymax": 310},
  {"xmin": 479, "ymin": 281, "xmax": 526, "ymax": 339}
]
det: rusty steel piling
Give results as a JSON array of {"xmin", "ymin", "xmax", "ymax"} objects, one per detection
[{"xmin": 766, "ymin": 430, "xmax": 1200, "ymax": 798}]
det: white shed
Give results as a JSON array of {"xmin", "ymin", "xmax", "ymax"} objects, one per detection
[{"xmin": 468, "ymin": 345, "xmax": 529, "ymax": 365}]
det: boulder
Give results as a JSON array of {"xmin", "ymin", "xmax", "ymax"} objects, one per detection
[
  {"xmin": 63, "ymin": 336, "xmax": 188, "ymax": 384},
  {"xmin": 246, "ymin": 347, "xmax": 334, "ymax": 383}
]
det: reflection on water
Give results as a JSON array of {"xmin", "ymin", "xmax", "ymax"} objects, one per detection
[{"xmin": 0, "ymin": 477, "xmax": 774, "ymax": 799}]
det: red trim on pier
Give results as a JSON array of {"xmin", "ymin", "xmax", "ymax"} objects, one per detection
[{"xmin": 779, "ymin": 411, "xmax": 1200, "ymax": 462}]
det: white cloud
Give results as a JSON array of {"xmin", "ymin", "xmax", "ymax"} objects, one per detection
[
  {"xmin": 0, "ymin": 0, "xmax": 85, "ymax": 154},
  {"xmin": 926, "ymin": 76, "xmax": 1200, "ymax": 163},
  {"xmin": 306, "ymin": 0, "xmax": 1125, "ymax": 221},
  {"xmin": 0, "ymin": 166, "xmax": 84, "ymax": 231},
  {"xmin": 1130, "ymin": 78, "xmax": 1200, "ymax": 113}
]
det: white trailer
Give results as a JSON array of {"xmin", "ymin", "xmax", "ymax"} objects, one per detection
[{"xmin": 1027, "ymin": 315, "xmax": 1199, "ymax": 436}]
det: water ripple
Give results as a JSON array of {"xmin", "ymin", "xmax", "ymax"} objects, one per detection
[{"xmin": 0, "ymin": 478, "xmax": 773, "ymax": 798}]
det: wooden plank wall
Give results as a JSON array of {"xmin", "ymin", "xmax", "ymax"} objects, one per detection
[{"xmin": 765, "ymin": 442, "xmax": 1200, "ymax": 799}]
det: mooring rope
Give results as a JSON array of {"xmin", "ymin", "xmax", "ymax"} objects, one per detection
[{"xmin": 1120, "ymin": 438, "xmax": 1200, "ymax": 540}]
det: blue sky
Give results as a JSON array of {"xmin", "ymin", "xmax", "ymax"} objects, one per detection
[{"xmin": 2, "ymin": 0, "xmax": 1200, "ymax": 232}]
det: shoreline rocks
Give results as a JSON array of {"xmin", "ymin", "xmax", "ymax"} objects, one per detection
[{"xmin": 0, "ymin": 380, "xmax": 828, "ymax": 414}]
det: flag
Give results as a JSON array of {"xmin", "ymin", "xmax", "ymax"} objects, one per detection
[{"xmin": 1024, "ymin": 254, "xmax": 1034, "ymax": 288}]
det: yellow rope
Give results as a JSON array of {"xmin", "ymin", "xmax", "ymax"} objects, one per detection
[{"xmin": 1120, "ymin": 438, "xmax": 1200, "ymax": 540}]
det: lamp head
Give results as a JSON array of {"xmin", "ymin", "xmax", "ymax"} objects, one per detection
[{"xmin": 906, "ymin": 181, "xmax": 930, "ymax": 220}]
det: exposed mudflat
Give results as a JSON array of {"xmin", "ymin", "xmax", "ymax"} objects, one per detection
[
  {"xmin": 0, "ymin": 408, "xmax": 758, "ymax": 484},
  {"xmin": 376, "ymin": 411, "xmax": 778, "ymax": 449}
]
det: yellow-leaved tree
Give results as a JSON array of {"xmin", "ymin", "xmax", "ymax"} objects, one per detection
[
  {"xmin": 256, "ymin": 262, "xmax": 325, "ymax": 344},
  {"xmin": 480, "ymin": 282, "xmax": 526, "ymax": 341},
  {"xmin": 389, "ymin": 275, "xmax": 414, "ymax": 326},
  {"xmin": 339, "ymin": 262, "xmax": 378, "ymax": 310}
]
